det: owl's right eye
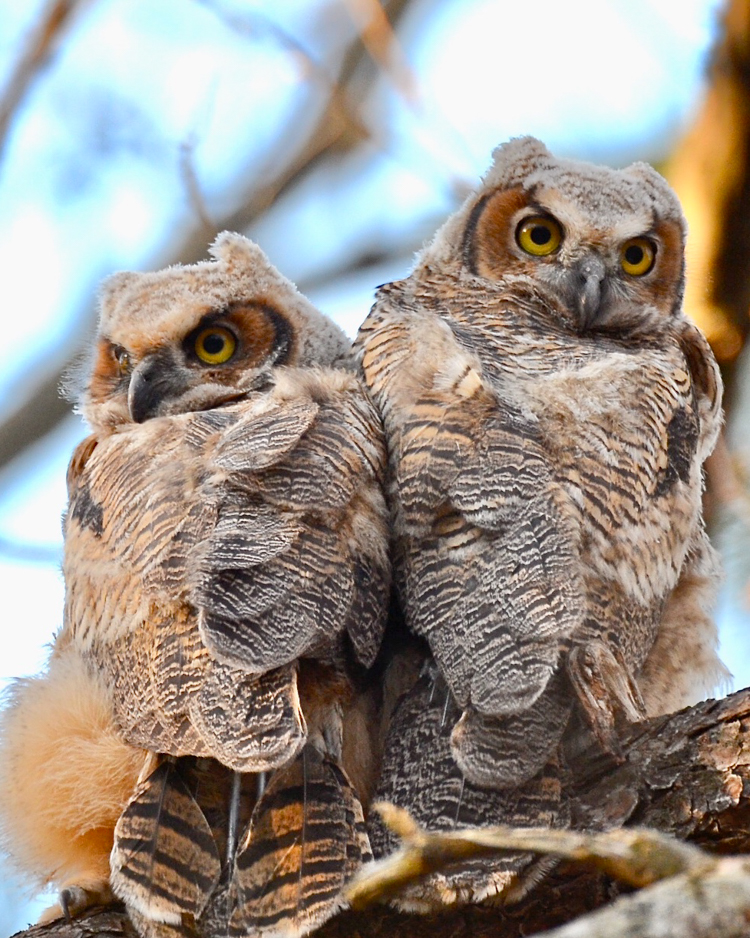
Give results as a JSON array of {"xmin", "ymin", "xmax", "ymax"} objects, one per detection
[
  {"xmin": 112, "ymin": 345, "xmax": 131, "ymax": 374},
  {"xmin": 516, "ymin": 216, "xmax": 563, "ymax": 257},
  {"xmin": 194, "ymin": 326, "xmax": 237, "ymax": 365}
]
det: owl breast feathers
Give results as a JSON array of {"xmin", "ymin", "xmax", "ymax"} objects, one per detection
[
  {"xmin": 0, "ymin": 232, "xmax": 390, "ymax": 938},
  {"xmin": 356, "ymin": 135, "xmax": 728, "ymax": 810}
]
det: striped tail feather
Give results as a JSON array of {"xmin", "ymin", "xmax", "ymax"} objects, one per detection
[
  {"xmin": 229, "ymin": 744, "xmax": 371, "ymax": 937},
  {"xmin": 125, "ymin": 907, "xmax": 192, "ymax": 938},
  {"xmin": 111, "ymin": 757, "xmax": 222, "ymax": 927}
]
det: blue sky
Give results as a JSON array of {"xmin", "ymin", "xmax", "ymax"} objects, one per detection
[{"xmin": 0, "ymin": 0, "xmax": 745, "ymax": 928}]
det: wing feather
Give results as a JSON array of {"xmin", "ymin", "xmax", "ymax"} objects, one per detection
[
  {"xmin": 358, "ymin": 301, "xmax": 581, "ymax": 717},
  {"xmin": 64, "ymin": 372, "xmax": 388, "ymax": 765}
]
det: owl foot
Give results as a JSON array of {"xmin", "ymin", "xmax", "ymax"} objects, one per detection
[
  {"xmin": 567, "ymin": 641, "xmax": 646, "ymax": 757},
  {"xmin": 38, "ymin": 883, "xmax": 114, "ymax": 925}
]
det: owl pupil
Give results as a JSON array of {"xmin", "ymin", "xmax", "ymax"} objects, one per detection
[
  {"xmin": 625, "ymin": 245, "xmax": 644, "ymax": 265},
  {"xmin": 531, "ymin": 226, "xmax": 551, "ymax": 246},
  {"xmin": 203, "ymin": 334, "xmax": 225, "ymax": 354}
]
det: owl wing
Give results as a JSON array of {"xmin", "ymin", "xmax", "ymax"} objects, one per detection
[
  {"xmin": 112, "ymin": 746, "xmax": 368, "ymax": 938},
  {"xmin": 64, "ymin": 374, "xmax": 388, "ymax": 764},
  {"xmin": 230, "ymin": 743, "xmax": 370, "ymax": 938},
  {"xmin": 357, "ymin": 298, "xmax": 582, "ymax": 722},
  {"xmin": 676, "ymin": 318, "xmax": 723, "ymax": 459},
  {"xmin": 110, "ymin": 757, "xmax": 222, "ymax": 927},
  {"xmin": 195, "ymin": 381, "xmax": 389, "ymax": 673}
]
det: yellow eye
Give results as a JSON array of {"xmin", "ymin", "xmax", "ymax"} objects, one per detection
[
  {"xmin": 516, "ymin": 215, "xmax": 563, "ymax": 256},
  {"xmin": 620, "ymin": 237, "xmax": 656, "ymax": 276},
  {"xmin": 113, "ymin": 345, "xmax": 131, "ymax": 374},
  {"xmin": 194, "ymin": 326, "xmax": 237, "ymax": 365}
]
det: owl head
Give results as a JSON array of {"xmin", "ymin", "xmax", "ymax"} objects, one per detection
[
  {"xmin": 418, "ymin": 136, "xmax": 686, "ymax": 334},
  {"xmin": 81, "ymin": 232, "xmax": 349, "ymax": 430}
]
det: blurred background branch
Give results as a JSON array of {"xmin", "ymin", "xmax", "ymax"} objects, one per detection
[
  {"xmin": 667, "ymin": 0, "xmax": 750, "ymax": 393},
  {"xmin": 0, "ymin": 0, "xmax": 90, "ymax": 163}
]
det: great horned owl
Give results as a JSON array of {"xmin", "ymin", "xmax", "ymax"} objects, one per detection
[
  {"xmin": 356, "ymin": 136, "xmax": 728, "ymax": 901},
  {"xmin": 0, "ymin": 233, "xmax": 390, "ymax": 938}
]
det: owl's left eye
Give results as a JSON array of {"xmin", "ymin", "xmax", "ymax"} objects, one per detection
[
  {"xmin": 620, "ymin": 238, "xmax": 656, "ymax": 276},
  {"xmin": 194, "ymin": 326, "xmax": 237, "ymax": 365},
  {"xmin": 516, "ymin": 216, "xmax": 563, "ymax": 257}
]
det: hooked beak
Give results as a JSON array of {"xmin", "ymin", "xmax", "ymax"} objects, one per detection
[
  {"xmin": 573, "ymin": 256, "xmax": 606, "ymax": 330},
  {"xmin": 127, "ymin": 351, "xmax": 188, "ymax": 423}
]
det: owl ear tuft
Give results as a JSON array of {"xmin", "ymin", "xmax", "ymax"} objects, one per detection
[
  {"xmin": 625, "ymin": 163, "xmax": 685, "ymax": 226},
  {"xmin": 493, "ymin": 136, "xmax": 551, "ymax": 163},
  {"xmin": 485, "ymin": 136, "xmax": 554, "ymax": 191},
  {"xmin": 209, "ymin": 231, "xmax": 266, "ymax": 269},
  {"xmin": 98, "ymin": 271, "xmax": 143, "ymax": 308},
  {"xmin": 626, "ymin": 161, "xmax": 667, "ymax": 186}
]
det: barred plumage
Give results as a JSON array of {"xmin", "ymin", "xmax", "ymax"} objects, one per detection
[
  {"xmin": 356, "ymin": 136, "xmax": 728, "ymax": 905},
  {"xmin": 0, "ymin": 233, "xmax": 390, "ymax": 936}
]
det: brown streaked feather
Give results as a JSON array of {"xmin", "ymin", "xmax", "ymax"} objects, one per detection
[
  {"xmin": 356, "ymin": 270, "xmax": 723, "ymax": 788},
  {"xmin": 450, "ymin": 677, "xmax": 572, "ymax": 790},
  {"xmin": 63, "ymin": 370, "xmax": 388, "ymax": 767},
  {"xmin": 190, "ymin": 662, "xmax": 307, "ymax": 773},
  {"xmin": 230, "ymin": 745, "xmax": 370, "ymax": 937},
  {"xmin": 357, "ymin": 297, "xmax": 582, "ymax": 726},
  {"xmin": 196, "ymin": 390, "xmax": 389, "ymax": 674},
  {"xmin": 0, "ymin": 235, "xmax": 390, "ymax": 938}
]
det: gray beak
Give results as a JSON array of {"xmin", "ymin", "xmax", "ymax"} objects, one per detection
[
  {"xmin": 127, "ymin": 351, "xmax": 186, "ymax": 423},
  {"xmin": 574, "ymin": 256, "xmax": 607, "ymax": 330}
]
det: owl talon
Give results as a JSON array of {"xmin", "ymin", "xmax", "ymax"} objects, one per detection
[
  {"xmin": 60, "ymin": 891, "xmax": 72, "ymax": 923},
  {"xmin": 40, "ymin": 884, "xmax": 114, "ymax": 925},
  {"xmin": 567, "ymin": 642, "xmax": 645, "ymax": 757}
]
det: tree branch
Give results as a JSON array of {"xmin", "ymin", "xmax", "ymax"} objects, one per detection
[
  {"xmin": 667, "ymin": 0, "xmax": 750, "ymax": 385},
  {"xmin": 0, "ymin": 0, "xmax": 419, "ymax": 478}
]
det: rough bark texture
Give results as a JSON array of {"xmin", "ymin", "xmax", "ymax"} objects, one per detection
[{"xmin": 12, "ymin": 687, "xmax": 750, "ymax": 938}]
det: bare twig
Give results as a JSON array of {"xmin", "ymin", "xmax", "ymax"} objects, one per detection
[
  {"xmin": 346, "ymin": 802, "xmax": 750, "ymax": 938},
  {"xmin": 194, "ymin": 0, "xmax": 372, "ymax": 146},
  {"xmin": 342, "ymin": 0, "xmax": 421, "ymax": 107},
  {"xmin": 346, "ymin": 804, "xmax": 713, "ymax": 910},
  {"xmin": 178, "ymin": 134, "xmax": 214, "ymax": 232}
]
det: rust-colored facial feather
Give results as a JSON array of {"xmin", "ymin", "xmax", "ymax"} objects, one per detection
[
  {"xmin": 462, "ymin": 184, "xmax": 685, "ymax": 324},
  {"xmin": 89, "ymin": 338, "xmax": 128, "ymax": 408},
  {"xmin": 199, "ymin": 300, "xmax": 295, "ymax": 371},
  {"xmin": 89, "ymin": 300, "xmax": 296, "ymax": 408},
  {"xmin": 645, "ymin": 219, "xmax": 684, "ymax": 314},
  {"xmin": 463, "ymin": 187, "xmax": 531, "ymax": 278}
]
